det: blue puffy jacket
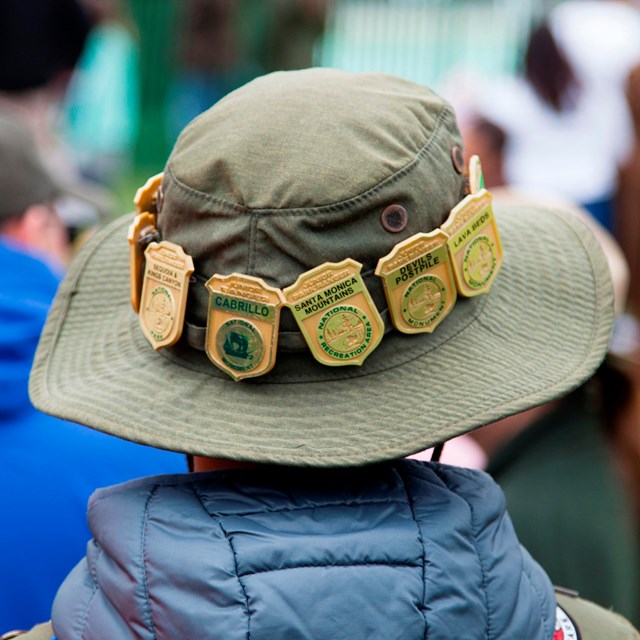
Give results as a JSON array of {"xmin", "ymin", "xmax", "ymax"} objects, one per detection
[{"xmin": 52, "ymin": 460, "xmax": 556, "ymax": 639}]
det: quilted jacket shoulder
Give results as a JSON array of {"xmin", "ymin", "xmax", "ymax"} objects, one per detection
[{"xmin": 52, "ymin": 460, "xmax": 555, "ymax": 640}]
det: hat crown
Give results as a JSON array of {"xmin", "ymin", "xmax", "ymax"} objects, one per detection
[{"xmin": 158, "ymin": 69, "xmax": 465, "ymax": 327}]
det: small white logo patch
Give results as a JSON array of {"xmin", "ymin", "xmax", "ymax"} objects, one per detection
[{"xmin": 554, "ymin": 605, "xmax": 580, "ymax": 640}]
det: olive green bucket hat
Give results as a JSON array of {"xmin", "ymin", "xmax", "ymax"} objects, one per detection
[{"xmin": 29, "ymin": 69, "xmax": 614, "ymax": 466}]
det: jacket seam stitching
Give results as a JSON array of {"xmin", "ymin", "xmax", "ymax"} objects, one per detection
[
  {"xmin": 219, "ymin": 520, "xmax": 252, "ymax": 640},
  {"xmin": 141, "ymin": 485, "xmax": 160, "ymax": 640},
  {"xmin": 192, "ymin": 483, "xmax": 252, "ymax": 639},
  {"xmin": 79, "ymin": 546, "xmax": 102, "ymax": 640},
  {"xmin": 396, "ymin": 471, "xmax": 429, "ymax": 640},
  {"xmin": 431, "ymin": 467, "xmax": 492, "ymax": 638},
  {"xmin": 521, "ymin": 549, "xmax": 551, "ymax": 634},
  {"xmin": 234, "ymin": 560, "xmax": 422, "ymax": 578},
  {"xmin": 191, "ymin": 495, "xmax": 410, "ymax": 518}
]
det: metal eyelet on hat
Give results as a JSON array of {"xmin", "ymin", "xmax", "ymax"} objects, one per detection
[
  {"xmin": 451, "ymin": 146, "xmax": 465, "ymax": 174},
  {"xmin": 381, "ymin": 204, "xmax": 408, "ymax": 233}
]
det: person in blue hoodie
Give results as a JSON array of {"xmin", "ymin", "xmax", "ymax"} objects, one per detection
[{"xmin": 0, "ymin": 112, "xmax": 186, "ymax": 634}]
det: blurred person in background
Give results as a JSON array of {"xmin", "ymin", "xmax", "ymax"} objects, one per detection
[
  {"xmin": 472, "ymin": 1, "xmax": 640, "ymax": 234},
  {"xmin": 617, "ymin": 63, "xmax": 640, "ymax": 320},
  {"xmin": 0, "ymin": 0, "xmax": 114, "ymax": 235},
  {"xmin": 0, "ymin": 112, "xmax": 185, "ymax": 633},
  {"xmin": 169, "ymin": 0, "xmax": 331, "ymax": 137},
  {"xmin": 61, "ymin": 0, "xmax": 140, "ymax": 189}
]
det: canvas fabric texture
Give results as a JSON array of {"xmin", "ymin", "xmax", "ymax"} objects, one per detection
[{"xmin": 28, "ymin": 68, "xmax": 615, "ymax": 466}]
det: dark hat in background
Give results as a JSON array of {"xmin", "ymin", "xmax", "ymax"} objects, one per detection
[
  {"xmin": 0, "ymin": 111, "xmax": 60, "ymax": 221},
  {"xmin": 0, "ymin": 0, "xmax": 90, "ymax": 92},
  {"xmin": 30, "ymin": 69, "xmax": 615, "ymax": 466}
]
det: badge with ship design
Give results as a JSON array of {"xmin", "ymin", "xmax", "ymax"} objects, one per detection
[
  {"xmin": 205, "ymin": 274, "xmax": 285, "ymax": 381},
  {"xmin": 283, "ymin": 259, "xmax": 384, "ymax": 366},
  {"xmin": 441, "ymin": 188, "xmax": 503, "ymax": 297},
  {"xmin": 375, "ymin": 230, "xmax": 457, "ymax": 333},
  {"xmin": 128, "ymin": 212, "xmax": 157, "ymax": 313},
  {"xmin": 139, "ymin": 241, "xmax": 194, "ymax": 350}
]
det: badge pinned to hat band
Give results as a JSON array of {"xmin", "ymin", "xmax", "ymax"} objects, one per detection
[
  {"xmin": 134, "ymin": 172, "xmax": 163, "ymax": 214},
  {"xmin": 129, "ymin": 173, "xmax": 163, "ymax": 313},
  {"xmin": 376, "ymin": 230, "xmax": 457, "ymax": 333},
  {"xmin": 128, "ymin": 212, "xmax": 157, "ymax": 313},
  {"xmin": 441, "ymin": 187, "xmax": 503, "ymax": 297},
  {"xmin": 283, "ymin": 259, "xmax": 384, "ymax": 366},
  {"xmin": 205, "ymin": 274, "xmax": 285, "ymax": 380},
  {"xmin": 139, "ymin": 241, "xmax": 194, "ymax": 350}
]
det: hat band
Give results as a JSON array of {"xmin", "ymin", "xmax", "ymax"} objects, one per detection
[
  {"xmin": 182, "ymin": 307, "xmax": 395, "ymax": 353},
  {"xmin": 128, "ymin": 158, "xmax": 503, "ymax": 380}
]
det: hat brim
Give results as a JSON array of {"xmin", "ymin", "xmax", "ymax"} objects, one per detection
[{"xmin": 30, "ymin": 203, "xmax": 613, "ymax": 466}]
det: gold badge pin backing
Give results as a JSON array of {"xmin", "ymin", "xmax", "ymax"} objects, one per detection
[
  {"xmin": 283, "ymin": 259, "xmax": 384, "ymax": 366},
  {"xmin": 441, "ymin": 189, "xmax": 503, "ymax": 297},
  {"xmin": 375, "ymin": 230, "xmax": 457, "ymax": 333},
  {"xmin": 134, "ymin": 173, "xmax": 163, "ymax": 214},
  {"xmin": 128, "ymin": 212, "xmax": 157, "ymax": 313},
  {"xmin": 205, "ymin": 274, "xmax": 285, "ymax": 381},
  {"xmin": 139, "ymin": 241, "xmax": 194, "ymax": 350}
]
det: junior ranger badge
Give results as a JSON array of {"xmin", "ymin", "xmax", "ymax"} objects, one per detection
[
  {"xmin": 129, "ymin": 172, "xmax": 163, "ymax": 313},
  {"xmin": 139, "ymin": 241, "xmax": 194, "ymax": 350},
  {"xmin": 376, "ymin": 230, "xmax": 456, "ymax": 333},
  {"xmin": 205, "ymin": 274, "xmax": 285, "ymax": 381},
  {"xmin": 441, "ymin": 189, "xmax": 503, "ymax": 297},
  {"xmin": 134, "ymin": 172, "xmax": 163, "ymax": 214},
  {"xmin": 128, "ymin": 211, "xmax": 157, "ymax": 313},
  {"xmin": 283, "ymin": 259, "xmax": 384, "ymax": 366}
]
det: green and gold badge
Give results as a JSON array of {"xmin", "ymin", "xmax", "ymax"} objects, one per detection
[
  {"xmin": 283, "ymin": 259, "xmax": 384, "ymax": 366},
  {"xmin": 128, "ymin": 212, "xmax": 157, "ymax": 313},
  {"xmin": 139, "ymin": 241, "xmax": 194, "ymax": 350},
  {"xmin": 205, "ymin": 274, "xmax": 284, "ymax": 380},
  {"xmin": 441, "ymin": 189, "xmax": 503, "ymax": 297},
  {"xmin": 375, "ymin": 230, "xmax": 456, "ymax": 333}
]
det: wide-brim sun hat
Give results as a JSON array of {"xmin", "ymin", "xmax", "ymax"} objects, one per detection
[{"xmin": 29, "ymin": 68, "xmax": 614, "ymax": 466}]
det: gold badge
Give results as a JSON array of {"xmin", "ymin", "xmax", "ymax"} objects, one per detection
[
  {"xmin": 442, "ymin": 189, "xmax": 503, "ymax": 297},
  {"xmin": 139, "ymin": 241, "xmax": 194, "ymax": 350},
  {"xmin": 375, "ymin": 230, "xmax": 457, "ymax": 333},
  {"xmin": 134, "ymin": 173, "xmax": 163, "ymax": 214},
  {"xmin": 204, "ymin": 274, "xmax": 284, "ymax": 381},
  {"xmin": 283, "ymin": 259, "xmax": 384, "ymax": 366},
  {"xmin": 128, "ymin": 212, "xmax": 157, "ymax": 313}
]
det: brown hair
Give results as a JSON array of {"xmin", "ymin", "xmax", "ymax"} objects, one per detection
[{"xmin": 524, "ymin": 20, "xmax": 580, "ymax": 112}]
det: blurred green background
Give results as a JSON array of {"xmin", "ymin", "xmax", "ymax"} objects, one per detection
[{"xmin": 101, "ymin": 0, "xmax": 566, "ymax": 214}]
